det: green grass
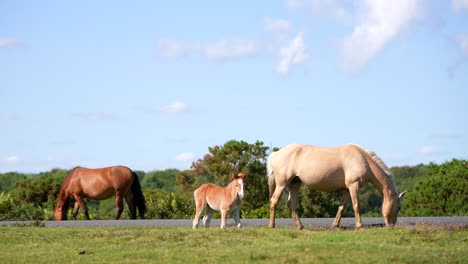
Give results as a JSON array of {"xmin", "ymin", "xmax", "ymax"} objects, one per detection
[{"xmin": 0, "ymin": 224, "xmax": 466, "ymax": 263}]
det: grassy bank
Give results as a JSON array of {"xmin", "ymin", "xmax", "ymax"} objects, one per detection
[{"xmin": 0, "ymin": 224, "xmax": 466, "ymax": 263}]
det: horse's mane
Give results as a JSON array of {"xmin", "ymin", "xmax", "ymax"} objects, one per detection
[{"xmin": 352, "ymin": 144, "xmax": 393, "ymax": 177}]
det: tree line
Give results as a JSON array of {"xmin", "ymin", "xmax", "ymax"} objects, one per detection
[{"xmin": 0, "ymin": 140, "xmax": 466, "ymax": 221}]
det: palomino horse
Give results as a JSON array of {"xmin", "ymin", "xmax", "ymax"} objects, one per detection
[
  {"xmin": 193, "ymin": 172, "xmax": 247, "ymax": 229},
  {"xmin": 54, "ymin": 166, "xmax": 146, "ymax": 220},
  {"xmin": 268, "ymin": 144, "xmax": 405, "ymax": 230}
]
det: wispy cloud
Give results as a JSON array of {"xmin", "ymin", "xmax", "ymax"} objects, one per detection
[
  {"xmin": 262, "ymin": 17, "xmax": 292, "ymax": 33},
  {"xmin": 155, "ymin": 18, "xmax": 309, "ymax": 75},
  {"xmin": 431, "ymin": 132, "xmax": 463, "ymax": 140},
  {"xmin": 285, "ymin": 0, "xmax": 353, "ymax": 23},
  {"xmin": 340, "ymin": 0, "xmax": 422, "ymax": 72},
  {"xmin": 0, "ymin": 113, "xmax": 19, "ymax": 121},
  {"xmin": 175, "ymin": 152, "xmax": 195, "ymax": 162},
  {"xmin": 419, "ymin": 145, "xmax": 443, "ymax": 155},
  {"xmin": 454, "ymin": 33, "xmax": 468, "ymax": 57},
  {"xmin": 162, "ymin": 101, "xmax": 192, "ymax": 114},
  {"xmin": 276, "ymin": 32, "xmax": 310, "ymax": 75},
  {"xmin": 6, "ymin": 155, "xmax": 19, "ymax": 163},
  {"xmin": 448, "ymin": 33, "xmax": 468, "ymax": 78},
  {"xmin": 0, "ymin": 38, "xmax": 17, "ymax": 48},
  {"xmin": 202, "ymin": 38, "xmax": 256, "ymax": 61},
  {"xmin": 155, "ymin": 38, "xmax": 190, "ymax": 59},
  {"xmin": 73, "ymin": 111, "xmax": 118, "ymax": 121},
  {"xmin": 452, "ymin": 0, "xmax": 468, "ymax": 13}
]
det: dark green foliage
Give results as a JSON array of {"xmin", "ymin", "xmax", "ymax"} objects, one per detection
[
  {"xmin": 141, "ymin": 169, "xmax": 179, "ymax": 192},
  {"xmin": 0, "ymin": 168, "xmax": 68, "ymax": 220},
  {"xmin": 144, "ymin": 189, "xmax": 193, "ymax": 219},
  {"xmin": 0, "ymin": 148, "xmax": 466, "ymax": 220},
  {"xmin": 187, "ymin": 140, "xmax": 270, "ymax": 212},
  {"xmin": 403, "ymin": 159, "xmax": 468, "ymax": 216},
  {"xmin": 0, "ymin": 172, "xmax": 27, "ymax": 193}
]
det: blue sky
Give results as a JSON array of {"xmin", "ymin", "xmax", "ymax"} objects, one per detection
[{"xmin": 1, "ymin": 0, "xmax": 467, "ymax": 173}]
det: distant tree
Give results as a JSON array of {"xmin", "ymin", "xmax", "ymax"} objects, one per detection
[
  {"xmin": 1, "ymin": 168, "xmax": 68, "ymax": 220},
  {"xmin": 0, "ymin": 172, "xmax": 28, "ymax": 193},
  {"xmin": 182, "ymin": 140, "xmax": 271, "ymax": 212},
  {"xmin": 142, "ymin": 169, "xmax": 180, "ymax": 192},
  {"xmin": 403, "ymin": 159, "xmax": 468, "ymax": 216}
]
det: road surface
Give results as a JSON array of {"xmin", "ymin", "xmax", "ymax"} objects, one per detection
[{"xmin": 1, "ymin": 217, "xmax": 466, "ymax": 228}]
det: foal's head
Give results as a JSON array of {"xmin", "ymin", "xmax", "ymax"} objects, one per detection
[{"xmin": 232, "ymin": 172, "xmax": 247, "ymax": 200}]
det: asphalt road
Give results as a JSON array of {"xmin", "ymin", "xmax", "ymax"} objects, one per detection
[{"xmin": 1, "ymin": 217, "xmax": 466, "ymax": 228}]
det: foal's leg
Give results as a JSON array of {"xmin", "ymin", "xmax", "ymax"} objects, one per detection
[
  {"xmin": 192, "ymin": 200, "xmax": 205, "ymax": 229},
  {"xmin": 233, "ymin": 209, "xmax": 242, "ymax": 228},
  {"xmin": 331, "ymin": 190, "xmax": 351, "ymax": 228},
  {"xmin": 220, "ymin": 208, "xmax": 228, "ymax": 229},
  {"xmin": 269, "ymin": 182, "xmax": 287, "ymax": 228},
  {"xmin": 203, "ymin": 207, "xmax": 215, "ymax": 228},
  {"xmin": 287, "ymin": 182, "xmax": 303, "ymax": 230},
  {"xmin": 115, "ymin": 193, "xmax": 125, "ymax": 220},
  {"xmin": 347, "ymin": 183, "xmax": 362, "ymax": 229}
]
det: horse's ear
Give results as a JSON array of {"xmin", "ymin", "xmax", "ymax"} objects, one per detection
[
  {"xmin": 232, "ymin": 171, "xmax": 239, "ymax": 179},
  {"xmin": 399, "ymin": 191, "xmax": 407, "ymax": 200}
]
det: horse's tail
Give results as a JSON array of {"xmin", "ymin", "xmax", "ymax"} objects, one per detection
[
  {"xmin": 131, "ymin": 171, "xmax": 147, "ymax": 219},
  {"xmin": 267, "ymin": 151, "xmax": 277, "ymax": 198}
]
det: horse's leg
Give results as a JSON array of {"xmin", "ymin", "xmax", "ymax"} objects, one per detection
[
  {"xmin": 203, "ymin": 207, "xmax": 214, "ymax": 228},
  {"xmin": 192, "ymin": 200, "xmax": 205, "ymax": 229},
  {"xmin": 220, "ymin": 208, "xmax": 228, "ymax": 229},
  {"xmin": 287, "ymin": 182, "xmax": 303, "ymax": 230},
  {"xmin": 115, "ymin": 193, "xmax": 124, "ymax": 220},
  {"xmin": 72, "ymin": 201, "xmax": 80, "ymax": 220},
  {"xmin": 348, "ymin": 183, "xmax": 362, "ymax": 229},
  {"xmin": 233, "ymin": 209, "xmax": 242, "ymax": 228},
  {"xmin": 269, "ymin": 183, "xmax": 287, "ymax": 228},
  {"xmin": 125, "ymin": 193, "xmax": 136, "ymax": 219},
  {"xmin": 331, "ymin": 190, "xmax": 351, "ymax": 228},
  {"xmin": 74, "ymin": 197, "xmax": 90, "ymax": 220}
]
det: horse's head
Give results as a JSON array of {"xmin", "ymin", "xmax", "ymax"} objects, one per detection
[
  {"xmin": 382, "ymin": 191, "xmax": 406, "ymax": 226},
  {"xmin": 54, "ymin": 197, "xmax": 69, "ymax": 220},
  {"xmin": 232, "ymin": 172, "xmax": 247, "ymax": 200}
]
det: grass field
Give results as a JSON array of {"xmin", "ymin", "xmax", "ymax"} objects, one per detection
[{"xmin": 0, "ymin": 224, "xmax": 466, "ymax": 263}]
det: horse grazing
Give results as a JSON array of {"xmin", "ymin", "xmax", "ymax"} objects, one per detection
[
  {"xmin": 193, "ymin": 172, "xmax": 247, "ymax": 229},
  {"xmin": 268, "ymin": 144, "xmax": 405, "ymax": 230},
  {"xmin": 54, "ymin": 166, "xmax": 146, "ymax": 220}
]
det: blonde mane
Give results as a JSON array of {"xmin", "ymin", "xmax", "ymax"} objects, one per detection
[{"xmin": 351, "ymin": 144, "xmax": 393, "ymax": 177}]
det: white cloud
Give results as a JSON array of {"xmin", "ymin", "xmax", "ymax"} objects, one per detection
[
  {"xmin": 175, "ymin": 152, "xmax": 195, "ymax": 162},
  {"xmin": 276, "ymin": 32, "xmax": 310, "ymax": 75},
  {"xmin": 420, "ymin": 145, "xmax": 438, "ymax": 155},
  {"xmin": 202, "ymin": 38, "xmax": 256, "ymax": 61},
  {"xmin": 454, "ymin": 33, "xmax": 468, "ymax": 57},
  {"xmin": 155, "ymin": 19, "xmax": 307, "ymax": 75},
  {"xmin": 0, "ymin": 113, "xmax": 19, "ymax": 121},
  {"xmin": 340, "ymin": 0, "xmax": 422, "ymax": 72},
  {"xmin": 0, "ymin": 38, "xmax": 17, "ymax": 48},
  {"xmin": 74, "ymin": 111, "xmax": 117, "ymax": 121},
  {"xmin": 6, "ymin": 156, "xmax": 19, "ymax": 163},
  {"xmin": 285, "ymin": 0, "xmax": 353, "ymax": 23},
  {"xmin": 452, "ymin": 0, "xmax": 468, "ymax": 13},
  {"xmin": 155, "ymin": 38, "xmax": 190, "ymax": 59},
  {"xmin": 263, "ymin": 17, "xmax": 292, "ymax": 33},
  {"xmin": 162, "ymin": 101, "xmax": 190, "ymax": 114}
]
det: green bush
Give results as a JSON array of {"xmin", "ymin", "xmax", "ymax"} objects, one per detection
[{"xmin": 403, "ymin": 159, "xmax": 468, "ymax": 216}]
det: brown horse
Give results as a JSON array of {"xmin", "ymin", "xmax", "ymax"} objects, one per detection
[
  {"xmin": 54, "ymin": 166, "xmax": 146, "ymax": 220},
  {"xmin": 268, "ymin": 144, "xmax": 405, "ymax": 230},
  {"xmin": 193, "ymin": 172, "xmax": 247, "ymax": 229}
]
